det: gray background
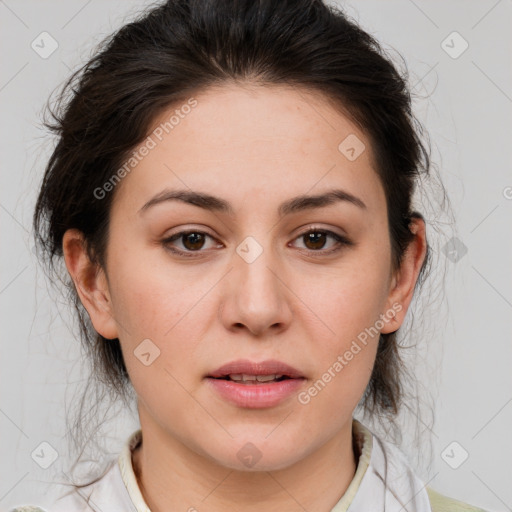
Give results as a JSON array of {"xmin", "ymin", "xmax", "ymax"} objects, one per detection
[{"xmin": 1, "ymin": 1, "xmax": 511, "ymax": 511}]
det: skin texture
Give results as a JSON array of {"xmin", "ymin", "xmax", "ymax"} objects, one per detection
[{"xmin": 62, "ymin": 83, "xmax": 427, "ymax": 512}]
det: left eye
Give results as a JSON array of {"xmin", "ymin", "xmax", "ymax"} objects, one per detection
[{"xmin": 291, "ymin": 229, "xmax": 352, "ymax": 254}]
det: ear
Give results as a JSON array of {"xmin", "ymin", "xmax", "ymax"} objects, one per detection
[
  {"xmin": 380, "ymin": 216, "xmax": 427, "ymax": 334},
  {"xmin": 62, "ymin": 228, "xmax": 119, "ymax": 340}
]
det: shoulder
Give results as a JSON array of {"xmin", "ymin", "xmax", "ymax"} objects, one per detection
[
  {"xmin": 9, "ymin": 460, "xmax": 119, "ymax": 512},
  {"xmin": 9, "ymin": 485, "xmax": 490, "ymax": 512},
  {"xmin": 9, "ymin": 496, "xmax": 90, "ymax": 512},
  {"xmin": 9, "ymin": 508, "xmax": 48, "ymax": 512},
  {"xmin": 427, "ymin": 486, "xmax": 489, "ymax": 512}
]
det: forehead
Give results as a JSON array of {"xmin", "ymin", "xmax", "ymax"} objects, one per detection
[{"xmin": 111, "ymin": 83, "xmax": 384, "ymax": 218}]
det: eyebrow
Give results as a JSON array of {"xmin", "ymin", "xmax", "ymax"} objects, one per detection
[{"xmin": 138, "ymin": 188, "xmax": 367, "ymax": 217}]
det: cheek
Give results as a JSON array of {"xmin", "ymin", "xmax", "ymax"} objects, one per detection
[
  {"xmin": 302, "ymin": 285, "xmax": 380, "ymax": 413},
  {"xmin": 106, "ymin": 251, "xmax": 209, "ymax": 379},
  {"xmin": 296, "ymin": 256, "xmax": 388, "ymax": 393},
  {"xmin": 303, "ymin": 261, "xmax": 390, "ymax": 343},
  {"xmin": 107, "ymin": 246, "xmax": 197, "ymax": 335}
]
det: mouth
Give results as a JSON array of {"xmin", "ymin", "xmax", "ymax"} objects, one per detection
[
  {"xmin": 209, "ymin": 373, "xmax": 293, "ymax": 384},
  {"xmin": 206, "ymin": 359, "xmax": 305, "ymax": 382},
  {"xmin": 205, "ymin": 359, "xmax": 306, "ymax": 408}
]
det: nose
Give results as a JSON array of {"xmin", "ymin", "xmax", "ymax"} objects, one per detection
[{"xmin": 219, "ymin": 236, "xmax": 293, "ymax": 337}]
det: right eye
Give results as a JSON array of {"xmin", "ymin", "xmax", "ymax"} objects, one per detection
[{"xmin": 161, "ymin": 230, "xmax": 222, "ymax": 257}]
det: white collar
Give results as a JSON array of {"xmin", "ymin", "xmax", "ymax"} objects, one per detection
[{"xmin": 341, "ymin": 421, "xmax": 432, "ymax": 511}]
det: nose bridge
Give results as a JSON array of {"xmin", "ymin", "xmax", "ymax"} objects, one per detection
[
  {"xmin": 224, "ymin": 233, "xmax": 291, "ymax": 334},
  {"xmin": 235, "ymin": 234, "xmax": 281, "ymax": 299}
]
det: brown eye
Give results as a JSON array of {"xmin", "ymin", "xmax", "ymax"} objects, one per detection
[
  {"xmin": 180, "ymin": 232, "xmax": 206, "ymax": 250},
  {"xmin": 292, "ymin": 229, "xmax": 353, "ymax": 255},
  {"xmin": 162, "ymin": 230, "xmax": 220, "ymax": 257},
  {"xmin": 303, "ymin": 231, "xmax": 328, "ymax": 250}
]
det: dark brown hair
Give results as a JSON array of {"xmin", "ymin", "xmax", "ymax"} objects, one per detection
[{"xmin": 33, "ymin": 0, "xmax": 450, "ymax": 491}]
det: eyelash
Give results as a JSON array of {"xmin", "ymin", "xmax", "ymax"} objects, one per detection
[{"xmin": 161, "ymin": 227, "xmax": 353, "ymax": 258}]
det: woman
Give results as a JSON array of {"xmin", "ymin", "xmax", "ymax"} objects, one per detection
[{"xmin": 13, "ymin": 0, "xmax": 488, "ymax": 510}]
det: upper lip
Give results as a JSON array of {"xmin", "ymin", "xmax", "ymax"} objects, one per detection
[{"xmin": 207, "ymin": 359, "xmax": 304, "ymax": 379}]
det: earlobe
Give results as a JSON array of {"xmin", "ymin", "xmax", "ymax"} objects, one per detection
[
  {"xmin": 381, "ymin": 216, "xmax": 427, "ymax": 335},
  {"xmin": 62, "ymin": 229, "xmax": 119, "ymax": 340}
]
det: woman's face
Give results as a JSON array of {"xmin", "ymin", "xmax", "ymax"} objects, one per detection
[{"xmin": 66, "ymin": 83, "xmax": 423, "ymax": 471}]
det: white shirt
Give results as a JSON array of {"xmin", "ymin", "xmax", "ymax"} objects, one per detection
[{"xmin": 21, "ymin": 419, "xmax": 433, "ymax": 512}]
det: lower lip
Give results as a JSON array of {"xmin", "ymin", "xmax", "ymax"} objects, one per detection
[{"xmin": 205, "ymin": 377, "xmax": 305, "ymax": 408}]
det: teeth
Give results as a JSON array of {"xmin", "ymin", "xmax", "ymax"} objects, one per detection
[
  {"xmin": 228, "ymin": 373, "xmax": 284, "ymax": 382},
  {"xmin": 256, "ymin": 374, "xmax": 279, "ymax": 382}
]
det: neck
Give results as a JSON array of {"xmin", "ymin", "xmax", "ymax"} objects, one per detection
[{"xmin": 131, "ymin": 417, "xmax": 358, "ymax": 512}]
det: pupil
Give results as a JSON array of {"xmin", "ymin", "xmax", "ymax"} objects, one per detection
[
  {"xmin": 305, "ymin": 232, "xmax": 325, "ymax": 250},
  {"xmin": 184, "ymin": 232, "xmax": 204, "ymax": 250}
]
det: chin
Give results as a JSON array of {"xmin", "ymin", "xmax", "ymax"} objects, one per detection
[{"xmin": 204, "ymin": 441, "xmax": 306, "ymax": 473}]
